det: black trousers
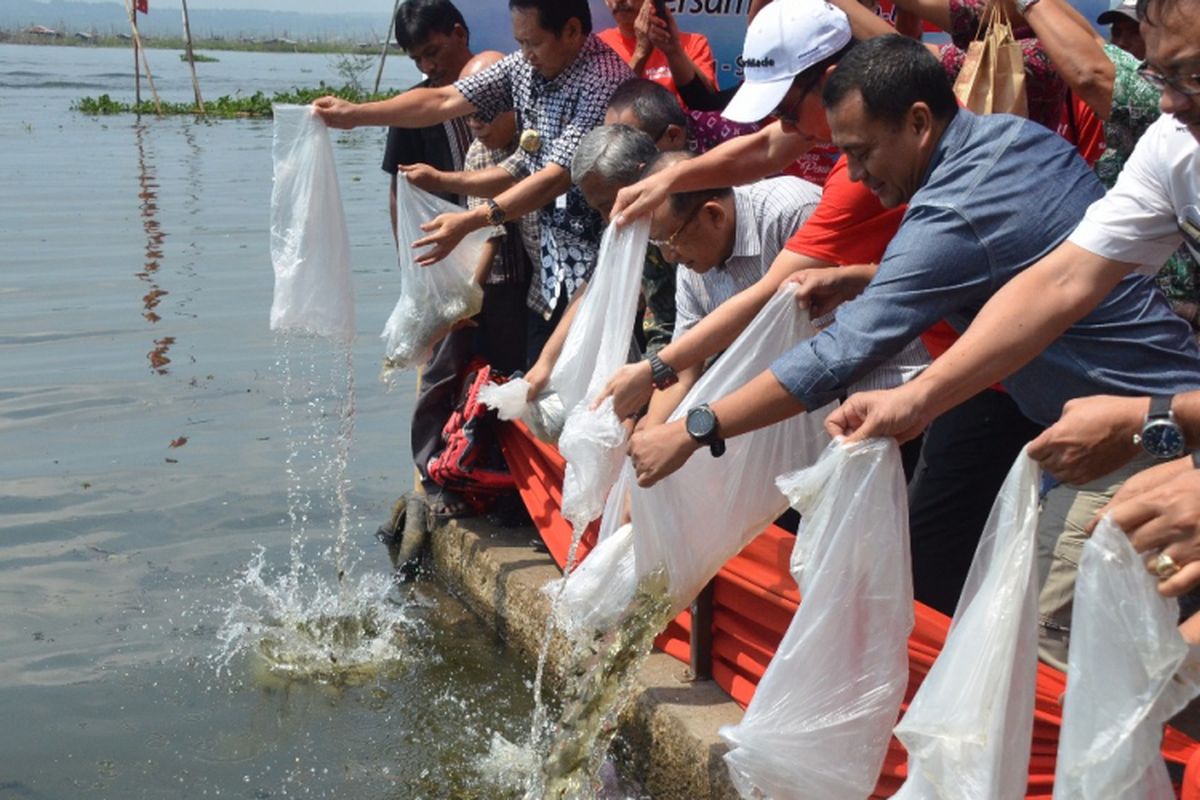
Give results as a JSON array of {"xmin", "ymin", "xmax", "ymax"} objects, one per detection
[{"xmin": 907, "ymin": 388, "xmax": 1044, "ymax": 616}]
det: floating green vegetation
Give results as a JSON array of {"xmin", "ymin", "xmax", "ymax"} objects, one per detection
[
  {"xmin": 72, "ymin": 83, "xmax": 397, "ymax": 118},
  {"xmin": 180, "ymin": 52, "xmax": 219, "ymax": 62}
]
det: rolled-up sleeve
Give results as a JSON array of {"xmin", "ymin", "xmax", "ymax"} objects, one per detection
[{"xmin": 770, "ymin": 204, "xmax": 993, "ymax": 410}]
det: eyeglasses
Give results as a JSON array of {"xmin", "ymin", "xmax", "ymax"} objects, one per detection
[
  {"xmin": 1137, "ymin": 62, "xmax": 1200, "ymax": 96},
  {"xmin": 650, "ymin": 200, "xmax": 707, "ymax": 252}
]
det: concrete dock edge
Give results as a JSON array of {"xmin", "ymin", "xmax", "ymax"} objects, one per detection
[{"xmin": 430, "ymin": 516, "xmax": 743, "ymax": 800}]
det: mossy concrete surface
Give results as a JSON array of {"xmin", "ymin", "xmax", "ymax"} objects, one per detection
[{"xmin": 430, "ymin": 516, "xmax": 742, "ymax": 800}]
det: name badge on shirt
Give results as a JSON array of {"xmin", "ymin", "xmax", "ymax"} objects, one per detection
[{"xmin": 555, "ymin": 192, "xmax": 568, "ymax": 210}]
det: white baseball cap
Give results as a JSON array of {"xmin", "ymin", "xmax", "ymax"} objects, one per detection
[
  {"xmin": 723, "ymin": 0, "xmax": 853, "ymax": 124},
  {"xmin": 1096, "ymin": 0, "xmax": 1138, "ymax": 24}
]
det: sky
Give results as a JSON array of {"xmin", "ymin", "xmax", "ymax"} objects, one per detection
[{"xmin": 73, "ymin": 0, "xmax": 401, "ymax": 11}]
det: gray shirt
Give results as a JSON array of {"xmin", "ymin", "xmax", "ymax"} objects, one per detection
[{"xmin": 673, "ymin": 176, "xmax": 821, "ymax": 340}]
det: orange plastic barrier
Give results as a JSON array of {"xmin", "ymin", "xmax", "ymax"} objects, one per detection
[{"xmin": 496, "ymin": 421, "xmax": 1199, "ymax": 797}]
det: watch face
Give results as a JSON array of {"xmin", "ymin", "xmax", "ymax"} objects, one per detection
[
  {"xmin": 686, "ymin": 406, "xmax": 715, "ymax": 440},
  {"xmin": 1141, "ymin": 420, "xmax": 1187, "ymax": 459}
]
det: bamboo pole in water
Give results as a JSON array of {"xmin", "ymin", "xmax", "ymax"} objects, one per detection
[
  {"xmin": 128, "ymin": 0, "xmax": 140, "ymax": 105},
  {"xmin": 180, "ymin": 0, "xmax": 206, "ymax": 113},
  {"xmin": 123, "ymin": 0, "xmax": 163, "ymax": 115},
  {"xmin": 373, "ymin": 0, "xmax": 403, "ymax": 96}
]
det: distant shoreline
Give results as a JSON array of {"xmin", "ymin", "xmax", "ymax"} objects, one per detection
[{"xmin": 0, "ymin": 29, "xmax": 398, "ymax": 55}]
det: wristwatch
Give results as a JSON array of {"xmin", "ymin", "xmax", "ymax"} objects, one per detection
[
  {"xmin": 485, "ymin": 198, "xmax": 507, "ymax": 226},
  {"xmin": 1134, "ymin": 395, "xmax": 1187, "ymax": 459},
  {"xmin": 685, "ymin": 403, "xmax": 726, "ymax": 457},
  {"xmin": 647, "ymin": 352, "xmax": 678, "ymax": 390}
]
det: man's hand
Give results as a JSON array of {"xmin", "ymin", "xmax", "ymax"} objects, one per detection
[
  {"xmin": 1108, "ymin": 468, "xmax": 1200, "ymax": 597},
  {"xmin": 1027, "ymin": 395, "xmax": 1146, "ymax": 485},
  {"xmin": 784, "ymin": 264, "xmax": 874, "ymax": 320},
  {"xmin": 524, "ymin": 359, "xmax": 552, "ymax": 402},
  {"xmin": 646, "ymin": 4, "xmax": 682, "ymax": 57},
  {"xmin": 594, "ymin": 361, "xmax": 655, "ymax": 420},
  {"xmin": 612, "ymin": 170, "xmax": 672, "ymax": 225},
  {"xmin": 398, "ymin": 163, "xmax": 448, "ymax": 194},
  {"xmin": 1087, "ymin": 455, "xmax": 1193, "ymax": 533},
  {"xmin": 633, "ymin": 0, "xmax": 655, "ymax": 60},
  {"xmin": 630, "ymin": 419, "xmax": 700, "ymax": 487},
  {"xmin": 312, "ymin": 95, "xmax": 361, "ymax": 130},
  {"xmin": 412, "ymin": 209, "xmax": 485, "ymax": 266},
  {"xmin": 825, "ymin": 383, "xmax": 932, "ymax": 444}
]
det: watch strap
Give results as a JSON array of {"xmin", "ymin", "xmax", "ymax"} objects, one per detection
[
  {"xmin": 1149, "ymin": 394, "xmax": 1174, "ymax": 420},
  {"xmin": 485, "ymin": 198, "xmax": 506, "ymax": 226},
  {"xmin": 648, "ymin": 352, "xmax": 678, "ymax": 390}
]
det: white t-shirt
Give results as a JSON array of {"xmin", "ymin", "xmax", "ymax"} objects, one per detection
[{"xmin": 1069, "ymin": 115, "xmax": 1200, "ymax": 273}]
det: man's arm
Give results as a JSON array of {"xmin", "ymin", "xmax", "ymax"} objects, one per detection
[
  {"xmin": 640, "ymin": 364, "xmax": 703, "ymax": 427},
  {"xmin": 412, "ymin": 164, "xmax": 572, "ymax": 265},
  {"xmin": 1006, "ymin": 0, "xmax": 1114, "ymax": 119},
  {"xmin": 630, "ymin": 369, "xmax": 806, "ymax": 486},
  {"xmin": 612, "ymin": 122, "xmax": 811, "ymax": 222},
  {"xmin": 523, "ymin": 283, "xmax": 588, "ymax": 400},
  {"xmin": 829, "ymin": 242, "xmax": 1135, "ymax": 440},
  {"xmin": 313, "ymin": 85, "xmax": 474, "ymax": 130},
  {"xmin": 399, "ymin": 163, "xmax": 518, "ymax": 200},
  {"xmin": 598, "ymin": 249, "xmax": 833, "ymax": 418}
]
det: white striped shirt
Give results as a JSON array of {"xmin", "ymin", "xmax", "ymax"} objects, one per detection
[{"xmin": 673, "ymin": 176, "xmax": 821, "ymax": 340}]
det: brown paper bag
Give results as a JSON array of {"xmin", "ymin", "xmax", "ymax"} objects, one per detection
[{"xmin": 952, "ymin": 2, "xmax": 1028, "ymax": 117}]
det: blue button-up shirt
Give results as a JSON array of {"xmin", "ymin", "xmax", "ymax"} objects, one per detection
[{"xmin": 770, "ymin": 110, "xmax": 1200, "ymax": 426}]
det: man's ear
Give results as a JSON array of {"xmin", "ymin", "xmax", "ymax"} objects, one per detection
[
  {"xmin": 909, "ymin": 101, "xmax": 934, "ymax": 138},
  {"xmin": 703, "ymin": 199, "xmax": 726, "ymax": 229},
  {"xmin": 452, "ymin": 23, "xmax": 468, "ymax": 46},
  {"xmin": 562, "ymin": 17, "xmax": 583, "ymax": 42},
  {"xmin": 661, "ymin": 123, "xmax": 686, "ymax": 150}
]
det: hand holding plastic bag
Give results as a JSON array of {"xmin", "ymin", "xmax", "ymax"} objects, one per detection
[
  {"xmin": 380, "ymin": 177, "xmax": 488, "ymax": 371},
  {"xmin": 892, "ymin": 449, "xmax": 1042, "ymax": 800},
  {"xmin": 479, "ymin": 219, "xmax": 649, "ymax": 449},
  {"xmin": 721, "ymin": 438, "xmax": 914, "ymax": 800},
  {"xmin": 552, "ymin": 288, "xmax": 833, "ymax": 636},
  {"xmin": 1053, "ymin": 515, "xmax": 1200, "ymax": 799},
  {"xmin": 269, "ymin": 104, "xmax": 355, "ymax": 342}
]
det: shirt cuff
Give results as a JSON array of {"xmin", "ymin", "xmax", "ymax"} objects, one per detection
[{"xmin": 769, "ymin": 345, "xmax": 841, "ymax": 412}]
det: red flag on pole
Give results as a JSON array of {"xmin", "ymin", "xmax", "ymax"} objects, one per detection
[{"xmin": 135, "ymin": 0, "xmax": 148, "ymax": 13}]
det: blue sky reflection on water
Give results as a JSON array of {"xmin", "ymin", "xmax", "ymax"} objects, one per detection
[{"xmin": 0, "ymin": 44, "xmax": 539, "ymax": 799}]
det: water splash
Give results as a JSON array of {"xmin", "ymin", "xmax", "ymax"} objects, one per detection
[{"xmin": 212, "ymin": 334, "xmax": 403, "ymax": 686}]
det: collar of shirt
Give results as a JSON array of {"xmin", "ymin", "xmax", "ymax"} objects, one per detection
[
  {"xmin": 918, "ymin": 108, "xmax": 968, "ymax": 190},
  {"xmin": 726, "ymin": 185, "xmax": 763, "ymax": 266}
]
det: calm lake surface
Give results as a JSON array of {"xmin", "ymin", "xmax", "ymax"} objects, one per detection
[{"xmin": 0, "ymin": 43, "xmax": 545, "ymax": 799}]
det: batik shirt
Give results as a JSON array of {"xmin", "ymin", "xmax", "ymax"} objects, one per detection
[{"xmin": 455, "ymin": 35, "xmax": 635, "ymax": 319}]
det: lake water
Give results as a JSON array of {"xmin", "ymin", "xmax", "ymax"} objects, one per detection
[{"xmin": 0, "ymin": 43, "xmax": 545, "ymax": 799}]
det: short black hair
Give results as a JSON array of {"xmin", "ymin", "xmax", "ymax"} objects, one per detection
[
  {"xmin": 644, "ymin": 151, "xmax": 733, "ymax": 219},
  {"xmin": 394, "ymin": 0, "xmax": 468, "ymax": 51},
  {"xmin": 822, "ymin": 35, "xmax": 957, "ymax": 125},
  {"xmin": 508, "ymin": 0, "xmax": 593, "ymax": 36},
  {"xmin": 607, "ymin": 79, "xmax": 687, "ymax": 140}
]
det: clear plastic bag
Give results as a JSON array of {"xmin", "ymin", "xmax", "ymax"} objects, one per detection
[
  {"xmin": 269, "ymin": 104, "xmax": 355, "ymax": 342},
  {"xmin": 1053, "ymin": 515, "xmax": 1200, "ymax": 800},
  {"xmin": 721, "ymin": 438, "xmax": 915, "ymax": 800},
  {"xmin": 892, "ymin": 449, "xmax": 1042, "ymax": 800},
  {"xmin": 380, "ymin": 177, "xmax": 488, "ymax": 371},
  {"xmin": 552, "ymin": 288, "xmax": 834, "ymax": 636},
  {"xmin": 479, "ymin": 219, "xmax": 649, "ymax": 452},
  {"xmin": 555, "ymin": 218, "xmax": 649, "ymax": 527}
]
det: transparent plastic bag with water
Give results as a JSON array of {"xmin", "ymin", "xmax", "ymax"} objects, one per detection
[
  {"xmin": 269, "ymin": 104, "xmax": 355, "ymax": 342},
  {"xmin": 380, "ymin": 177, "xmax": 488, "ymax": 371},
  {"xmin": 720, "ymin": 437, "xmax": 915, "ymax": 800},
  {"xmin": 551, "ymin": 288, "xmax": 834, "ymax": 637},
  {"xmin": 892, "ymin": 449, "xmax": 1042, "ymax": 800},
  {"xmin": 1053, "ymin": 514, "xmax": 1200, "ymax": 800},
  {"xmin": 479, "ymin": 219, "xmax": 649, "ymax": 457}
]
